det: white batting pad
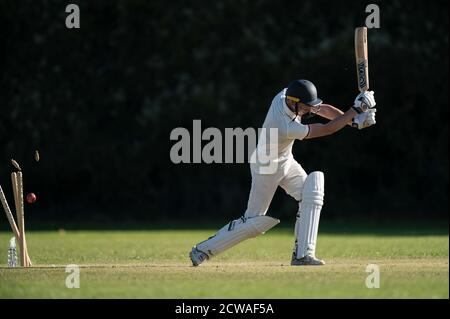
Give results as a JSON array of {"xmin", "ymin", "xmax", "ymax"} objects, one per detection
[
  {"xmin": 293, "ymin": 171, "xmax": 324, "ymax": 259},
  {"xmin": 196, "ymin": 215, "xmax": 280, "ymax": 257}
]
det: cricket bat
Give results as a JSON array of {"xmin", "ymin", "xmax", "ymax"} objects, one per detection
[{"xmin": 355, "ymin": 27, "xmax": 369, "ymax": 92}]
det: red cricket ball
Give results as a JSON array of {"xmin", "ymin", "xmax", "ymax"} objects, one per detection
[{"xmin": 26, "ymin": 193, "xmax": 37, "ymax": 204}]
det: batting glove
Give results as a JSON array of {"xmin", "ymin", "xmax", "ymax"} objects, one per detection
[
  {"xmin": 352, "ymin": 91, "xmax": 376, "ymax": 113},
  {"xmin": 352, "ymin": 108, "xmax": 376, "ymax": 129}
]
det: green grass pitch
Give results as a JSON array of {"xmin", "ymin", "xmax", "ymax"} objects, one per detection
[{"xmin": 0, "ymin": 223, "xmax": 448, "ymax": 298}]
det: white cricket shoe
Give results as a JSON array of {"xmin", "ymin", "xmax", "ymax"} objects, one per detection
[
  {"xmin": 291, "ymin": 253, "xmax": 325, "ymax": 266},
  {"xmin": 189, "ymin": 247, "xmax": 209, "ymax": 266}
]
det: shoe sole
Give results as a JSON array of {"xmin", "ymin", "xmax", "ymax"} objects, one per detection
[
  {"xmin": 290, "ymin": 262, "xmax": 325, "ymax": 266},
  {"xmin": 291, "ymin": 259, "xmax": 325, "ymax": 266},
  {"xmin": 189, "ymin": 251, "xmax": 200, "ymax": 267}
]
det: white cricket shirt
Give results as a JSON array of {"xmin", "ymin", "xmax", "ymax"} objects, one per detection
[{"xmin": 251, "ymin": 89, "xmax": 310, "ymax": 174}]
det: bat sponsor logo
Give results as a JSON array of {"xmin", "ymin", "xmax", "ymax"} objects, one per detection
[{"xmin": 358, "ymin": 61, "xmax": 367, "ymax": 89}]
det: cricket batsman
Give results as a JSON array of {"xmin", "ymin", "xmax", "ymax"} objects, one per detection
[{"xmin": 190, "ymin": 79, "xmax": 377, "ymax": 266}]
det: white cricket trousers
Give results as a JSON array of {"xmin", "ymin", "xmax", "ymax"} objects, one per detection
[{"xmin": 244, "ymin": 159, "xmax": 307, "ymax": 218}]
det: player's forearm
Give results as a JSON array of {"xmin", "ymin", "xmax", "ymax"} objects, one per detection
[
  {"xmin": 316, "ymin": 104, "xmax": 344, "ymax": 120},
  {"xmin": 320, "ymin": 108, "xmax": 357, "ymax": 135},
  {"xmin": 318, "ymin": 104, "xmax": 354, "ymax": 126},
  {"xmin": 307, "ymin": 108, "xmax": 357, "ymax": 139}
]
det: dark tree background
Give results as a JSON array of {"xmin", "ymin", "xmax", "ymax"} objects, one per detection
[{"xmin": 0, "ymin": 0, "xmax": 448, "ymax": 223}]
